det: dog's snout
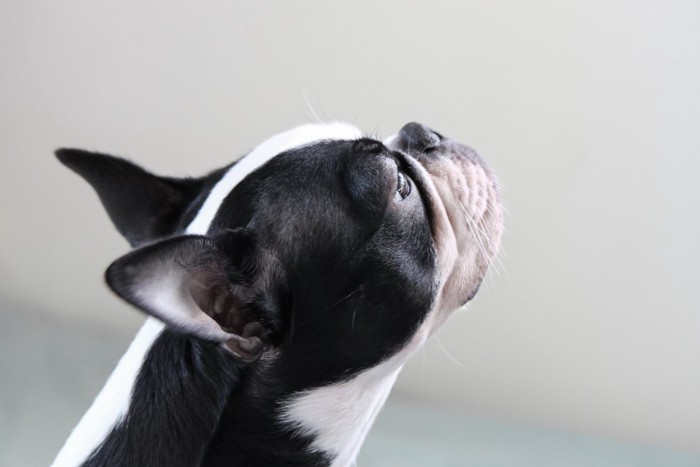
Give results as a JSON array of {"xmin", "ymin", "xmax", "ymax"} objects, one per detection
[{"xmin": 396, "ymin": 122, "xmax": 442, "ymax": 153}]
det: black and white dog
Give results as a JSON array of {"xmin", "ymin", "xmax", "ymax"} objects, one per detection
[{"xmin": 52, "ymin": 122, "xmax": 503, "ymax": 467}]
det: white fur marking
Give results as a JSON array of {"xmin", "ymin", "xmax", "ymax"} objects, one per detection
[
  {"xmin": 186, "ymin": 122, "xmax": 363, "ymax": 235},
  {"xmin": 51, "ymin": 318, "xmax": 165, "ymax": 467},
  {"xmin": 282, "ymin": 362, "xmax": 401, "ymax": 467},
  {"xmin": 281, "ymin": 323, "xmax": 431, "ymax": 467},
  {"xmin": 52, "ymin": 122, "xmax": 363, "ymax": 466}
]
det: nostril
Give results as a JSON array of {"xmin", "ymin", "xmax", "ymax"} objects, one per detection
[{"xmin": 397, "ymin": 122, "xmax": 442, "ymax": 152}]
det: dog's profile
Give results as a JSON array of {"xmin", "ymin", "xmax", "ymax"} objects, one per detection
[{"xmin": 52, "ymin": 122, "xmax": 503, "ymax": 467}]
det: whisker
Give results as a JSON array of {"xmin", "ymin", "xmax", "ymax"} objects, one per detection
[
  {"xmin": 301, "ymin": 91, "xmax": 323, "ymax": 123},
  {"xmin": 436, "ymin": 336, "xmax": 468, "ymax": 370},
  {"xmin": 463, "ymin": 202, "xmax": 506, "ymax": 277},
  {"xmin": 298, "ymin": 285, "xmax": 363, "ymax": 327},
  {"xmin": 459, "ymin": 200, "xmax": 492, "ymax": 260},
  {"xmin": 481, "ymin": 208, "xmax": 510, "ymax": 284},
  {"xmin": 369, "ymin": 119, "xmax": 383, "ymax": 140},
  {"xmin": 482, "ymin": 205, "xmax": 508, "ymax": 271},
  {"xmin": 419, "ymin": 345, "xmax": 427, "ymax": 382},
  {"xmin": 461, "ymin": 200, "xmax": 500, "ymax": 254}
]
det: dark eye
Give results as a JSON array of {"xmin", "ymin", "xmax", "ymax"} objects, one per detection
[{"xmin": 396, "ymin": 170, "xmax": 411, "ymax": 200}]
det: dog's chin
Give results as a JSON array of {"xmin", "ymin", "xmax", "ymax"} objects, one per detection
[{"xmin": 386, "ymin": 133, "xmax": 504, "ymax": 318}]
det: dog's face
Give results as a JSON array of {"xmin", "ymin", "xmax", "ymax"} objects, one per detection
[{"xmin": 58, "ymin": 122, "xmax": 502, "ymax": 389}]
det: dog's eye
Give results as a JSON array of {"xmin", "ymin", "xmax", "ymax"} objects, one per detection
[{"xmin": 396, "ymin": 171, "xmax": 411, "ymax": 200}]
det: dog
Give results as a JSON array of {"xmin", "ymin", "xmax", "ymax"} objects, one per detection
[{"xmin": 51, "ymin": 122, "xmax": 503, "ymax": 467}]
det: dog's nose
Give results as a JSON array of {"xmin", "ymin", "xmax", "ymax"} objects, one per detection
[{"xmin": 396, "ymin": 122, "xmax": 442, "ymax": 152}]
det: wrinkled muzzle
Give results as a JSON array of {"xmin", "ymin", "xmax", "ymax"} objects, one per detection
[{"xmin": 386, "ymin": 122, "xmax": 504, "ymax": 325}]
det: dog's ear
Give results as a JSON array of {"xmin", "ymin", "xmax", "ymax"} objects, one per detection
[
  {"xmin": 55, "ymin": 148, "xmax": 204, "ymax": 246},
  {"xmin": 106, "ymin": 230, "xmax": 283, "ymax": 362}
]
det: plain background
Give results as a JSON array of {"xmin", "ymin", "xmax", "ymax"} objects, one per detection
[{"xmin": 1, "ymin": 0, "xmax": 699, "ymax": 458}]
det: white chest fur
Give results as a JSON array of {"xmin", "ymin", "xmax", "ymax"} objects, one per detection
[
  {"xmin": 279, "ymin": 304, "xmax": 438, "ymax": 466},
  {"xmin": 280, "ymin": 353, "xmax": 406, "ymax": 466}
]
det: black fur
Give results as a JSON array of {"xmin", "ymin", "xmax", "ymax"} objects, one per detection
[
  {"xmin": 206, "ymin": 140, "xmax": 436, "ymax": 387},
  {"xmin": 83, "ymin": 332, "xmax": 242, "ymax": 467},
  {"xmin": 59, "ymin": 134, "xmax": 441, "ymax": 466},
  {"xmin": 56, "ymin": 149, "xmax": 229, "ymax": 246}
]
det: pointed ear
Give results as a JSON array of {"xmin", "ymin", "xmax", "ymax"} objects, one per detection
[
  {"xmin": 105, "ymin": 230, "xmax": 284, "ymax": 362},
  {"xmin": 56, "ymin": 148, "xmax": 204, "ymax": 246}
]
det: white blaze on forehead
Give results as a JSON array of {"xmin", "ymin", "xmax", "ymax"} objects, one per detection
[
  {"xmin": 186, "ymin": 122, "xmax": 363, "ymax": 235},
  {"xmin": 52, "ymin": 122, "xmax": 362, "ymax": 467}
]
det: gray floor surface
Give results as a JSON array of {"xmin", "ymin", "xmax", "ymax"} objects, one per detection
[{"xmin": 2, "ymin": 301, "xmax": 699, "ymax": 466}]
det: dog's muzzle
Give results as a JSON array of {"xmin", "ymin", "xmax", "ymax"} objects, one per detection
[{"xmin": 387, "ymin": 122, "xmax": 504, "ymax": 317}]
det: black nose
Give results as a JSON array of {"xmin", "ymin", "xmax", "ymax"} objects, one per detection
[{"xmin": 396, "ymin": 122, "xmax": 442, "ymax": 152}]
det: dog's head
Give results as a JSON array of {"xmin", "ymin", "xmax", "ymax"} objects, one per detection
[{"xmin": 57, "ymin": 122, "xmax": 502, "ymax": 387}]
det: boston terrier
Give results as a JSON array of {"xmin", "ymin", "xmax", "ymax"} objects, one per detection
[{"xmin": 51, "ymin": 122, "xmax": 503, "ymax": 467}]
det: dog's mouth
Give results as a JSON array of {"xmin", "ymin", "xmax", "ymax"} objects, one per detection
[{"xmin": 385, "ymin": 122, "xmax": 504, "ymax": 319}]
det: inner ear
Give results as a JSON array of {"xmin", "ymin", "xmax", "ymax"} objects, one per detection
[
  {"xmin": 105, "ymin": 231, "xmax": 282, "ymax": 362},
  {"xmin": 187, "ymin": 279, "xmax": 273, "ymax": 361}
]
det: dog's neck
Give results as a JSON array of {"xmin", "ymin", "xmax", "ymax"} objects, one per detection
[
  {"xmin": 277, "ymin": 358, "xmax": 403, "ymax": 466},
  {"xmin": 60, "ymin": 320, "xmax": 403, "ymax": 467},
  {"xmin": 206, "ymin": 347, "xmax": 405, "ymax": 466}
]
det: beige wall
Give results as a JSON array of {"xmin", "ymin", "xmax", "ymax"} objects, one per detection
[{"xmin": 1, "ymin": 0, "xmax": 698, "ymax": 452}]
